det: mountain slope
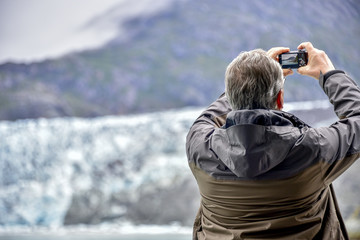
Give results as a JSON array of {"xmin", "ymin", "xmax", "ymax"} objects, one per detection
[{"xmin": 0, "ymin": 0, "xmax": 359, "ymax": 120}]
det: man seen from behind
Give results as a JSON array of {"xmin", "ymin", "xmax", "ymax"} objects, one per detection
[{"xmin": 186, "ymin": 42, "xmax": 360, "ymax": 239}]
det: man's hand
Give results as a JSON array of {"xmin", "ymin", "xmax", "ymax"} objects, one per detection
[
  {"xmin": 267, "ymin": 47, "xmax": 293, "ymax": 77},
  {"xmin": 297, "ymin": 42, "xmax": 335, "ymax": 80}
]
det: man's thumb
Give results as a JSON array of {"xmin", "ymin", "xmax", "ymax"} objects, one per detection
[{"xmin": 297, "ymin": 66, "xmax": 308, "ymax": 75}]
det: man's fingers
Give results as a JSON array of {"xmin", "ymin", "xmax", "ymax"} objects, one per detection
[
  {"xmin": 297, "ymin": 65, "xmax": 310, "ymax": 76},
  {"xmin": 297, "ymin": 42, "xmax": 314, "ymax": 51},
  {"xmin": 283, "ymin": 69, "xmax": 293, "ymax": 77},
  {"xmin": 267, "ymin": 47, "xmax": 290, "ymax": 59}
]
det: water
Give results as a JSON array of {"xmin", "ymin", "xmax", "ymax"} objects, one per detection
[
  {"xmin": 0, "ymin": 234, "xmax": 191, "ymax": 240},
  {"xmin": 0, "ymin": 224, "xmax": 192, "ymax": 240}
]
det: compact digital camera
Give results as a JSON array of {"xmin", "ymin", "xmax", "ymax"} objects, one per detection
[{"xmin": 279, "ymin": 50, "xmax": 308, "ymax": 69}]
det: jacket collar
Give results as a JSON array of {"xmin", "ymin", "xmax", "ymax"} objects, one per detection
[{"xmin": 224, "ymin": 109, "xmax": 310, "ymax": 129}]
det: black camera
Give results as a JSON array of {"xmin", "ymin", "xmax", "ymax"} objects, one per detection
[{"xmin": 279, "ymin": 50, "xmax": 308, "ymax": 69}]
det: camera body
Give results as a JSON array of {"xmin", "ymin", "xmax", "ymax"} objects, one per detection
[{"xmin": 279, "ymin": 50, "xmax": 308, "ymax": 69}]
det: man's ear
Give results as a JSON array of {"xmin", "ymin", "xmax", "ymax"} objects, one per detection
[{"xmin": 276, "ymin": 89, "xmax": 284, "ymax": 110}]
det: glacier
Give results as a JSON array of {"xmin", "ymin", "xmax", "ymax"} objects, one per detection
[
  {"xmin": 0, "ymin": 101, "xmax": 359, "ymax": 232},
  {"xmin": 0, "ymin": 107, "xmax": 202, "ymax": 227}
]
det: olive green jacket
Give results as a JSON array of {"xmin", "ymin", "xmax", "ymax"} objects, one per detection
[{"xmin": 186, "ymin": 71, "xmax": 360, "ymax": 239}]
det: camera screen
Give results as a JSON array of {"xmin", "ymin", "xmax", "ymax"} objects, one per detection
[{"xmin": 281, "ymin": 53, "xmax": 298, "ymax": 65}]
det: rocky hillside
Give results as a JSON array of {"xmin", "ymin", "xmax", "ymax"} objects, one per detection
[{"xmin": 0, "ymin": 0, "xmax": 359, "ymax": 120}]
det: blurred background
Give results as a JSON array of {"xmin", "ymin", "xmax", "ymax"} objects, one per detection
[{"xmin": 0, "ymin": 0, "xmax": 359, "ymax": 239}]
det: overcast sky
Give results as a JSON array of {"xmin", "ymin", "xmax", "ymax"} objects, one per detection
[{"xmin": 0, "ymin": 0, "xmax": 124, "ymax": 63}]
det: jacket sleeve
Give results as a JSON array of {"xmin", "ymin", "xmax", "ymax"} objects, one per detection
[
  {"xmin": 315, "ymin": 71, "xmax": 360, "ymax": 185},
  {"xmin": 186, "ymin": 93, "xmax": 232, "ymax": 166}
]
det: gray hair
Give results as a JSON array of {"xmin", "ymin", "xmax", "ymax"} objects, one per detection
[{"xmin": 225, "ymin": 49, "xmax": 284, "ymax": 110}]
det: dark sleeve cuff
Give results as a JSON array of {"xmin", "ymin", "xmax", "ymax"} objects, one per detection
[
  {"xmin": 320, "ymin": 70, "xmax": 345, "ymax": 88},
  {"xmin": 324, "ymin": 70, "xmax": 345, "ymax": 81}
]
